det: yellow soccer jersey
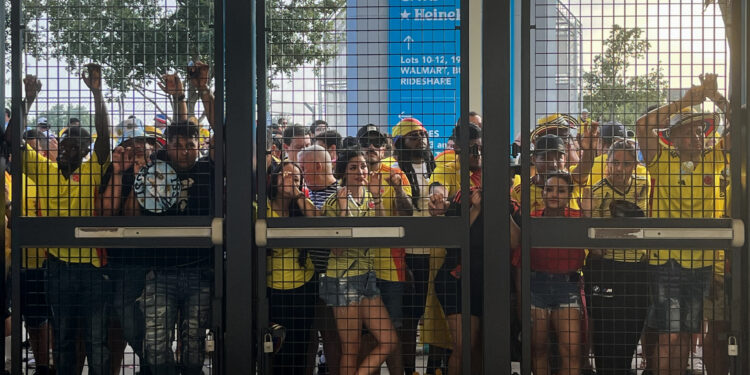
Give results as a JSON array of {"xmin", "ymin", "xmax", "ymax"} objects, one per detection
[
  {"xmin": 371, "ymin": 163, "xmax": 411, "ymax": 282},
  {"xmin": 5, "ymin": 172, "xmax": 46, "ymax": 269},
  {"xmin": 431, "ymin": 150, "xmax": 479, "ymax": 200},
  {"xmin": 23, "ymin": 147, "xmax": 109, "ymax": 266},
  {"xmin": 647, "ymin": 146, "xmax": 726, "ymax": 268},
  {"xmin": 590, "ymin": 176, "xmax": 650, "ymax": 262},
  {"xmin": 264, "ymin": 200, "xmax": 315, "ymax": 290},
  {"xmin": 322, "ymin": 190, "xmax": 375, "ymax": 278}
]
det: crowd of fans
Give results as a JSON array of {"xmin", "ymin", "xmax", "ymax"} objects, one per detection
[{"xmin": 0, "ymin": 62, "xmax": 733, "ymax": 375}]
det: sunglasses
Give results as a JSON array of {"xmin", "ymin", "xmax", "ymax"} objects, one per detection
[{"xmin": 359, "ymin": 136, "xmax": 385, "ymax": 148}]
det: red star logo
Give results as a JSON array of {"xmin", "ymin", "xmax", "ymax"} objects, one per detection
[
  {"xmin": 704, "ymin": 175, "xmax": 714, "ymax": 186},
  {"xmin": 72, "ymin": 174, "xmax": 80, "ymax": 182}
]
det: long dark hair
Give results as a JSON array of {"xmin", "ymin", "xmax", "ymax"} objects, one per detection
[
  {"xmin": 334, "ymin": 147, "xmax": 368, "ymax": 185},
  {"xmin": 393, "ymin": 136, "xmax": 436, "ymax": 206},
  {"xmin": 268, "ymin": 161, "xmax": 305, "ymax": 217}
]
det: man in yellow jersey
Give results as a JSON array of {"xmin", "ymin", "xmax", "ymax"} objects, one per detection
[
  {"xmin": 428, "ymin": 123, "xmax": 482, "ymax": 215},
  {"xmin": 636, "ymin": 73, "xmax": 729, "ymax": 375},
  {"xmin": 388, "ymin": 117, "xmax": 441, "ymax": 374},
  {"xmin": 512, "ymin": 132, "xmax": 595, "ymax": 212},
  {"xmin": 356, "ymin": 124, "xmax": 413, "ymax": 374},
  {"xmin": 23, "ymin": 65, "xmax": 111, "ymax": 374}
]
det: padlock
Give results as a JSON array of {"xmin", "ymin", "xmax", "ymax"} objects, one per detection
[
  {"xmin": 728, "ymin": 336, "xmax": 739, "ymax": 357},
  {"xmin": 205, "ymin": 331, "xmax": 215, "ymax": 353},
  {"xmin": 263, "ymin": 333, "xmax": 274, "ymax": 353}
]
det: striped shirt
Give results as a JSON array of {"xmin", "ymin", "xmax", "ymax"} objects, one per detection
[{"xmin": 308, "ymin": 181, "xmax": 339, "ymax": 209}]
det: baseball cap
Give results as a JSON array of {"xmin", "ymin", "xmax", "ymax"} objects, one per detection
[
  {"xmin": 391, "ymin": 117, "xmax": 426, "ymax": 138},
  {"xmin": 601, "ymin": 121, "xmax": 626, "ymax": 142},
  {"xmin": 533, "ymin": 134, "xmax": 567, "ymax": 155},
  {"xmin": 356, "ymin": 124, "xmax": 386, "ymax": 139},
  {"xmin": 581, "ymin": 108, "xmax": 589, "ymax": 113},
  {"xmin": 36, "ymin": 117, "xmax": 49, "ymax": 128}
]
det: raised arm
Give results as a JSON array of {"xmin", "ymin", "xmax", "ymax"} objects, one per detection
[
  {"xmin": 701, "ymin": 73, "xmax": 730, "ymax": 146},
  {"xmin": 81, "ymin": 64, "xmax": 110, "ymax": 164},
  {"xmin": 188, "ymin": 61, "xmax": 215, "ymax": 131},
  {"xmin": 636, "ymin": 80, "xmax": 706, "ymax": 164},
  {"xmin": 571, "ymin": 121, "xmax": 599, "ymax": 186},
  {"xmin": 23, "ymin": 75, "xmax": 42, "ymax": 127},
  {"xmin": 159, "ymin": 73, "xmax": 188, "ymax": 123}
]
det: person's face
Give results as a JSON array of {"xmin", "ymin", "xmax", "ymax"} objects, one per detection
[
  {"xmin": 607, "ymin": 149, "xmax": 637, "ymax": 186},
  {"xmin": 468, "ymin": 138, "xmax": 482, "ymax": 171},
  {"xmin": 581, "ymin": 112, "xmax": 588, "ymax": 121},
  {"xmin": 57, "ymin": 137, "xmax": 88, "ymax": 168},
  {"xmin": 404, "ymin": 130, "xmax": 429, "ymax": 151},
  {"xmin": 314, "ymin": 125, "xmax": 328, "ymax": 136},
  {"xmin": 469, "ymin": 114, "xmax": 482, "ymax": 128},
  {"xmin": 542, "ymin": 176, "xmax": 571, "ymax": 210},
  {"xmin": 4, "ymin": 113, "xmax": 9, "ymax": 124},
  {"xmin": 37, "ymin": 124, "xmax": 50, "ymax": 132},
  {"xmin": 446, "ymin": 138, "xmax": 455, "ymax": 150},
  {"xmin": 167, "ymin": 135, "xmax": 200, "ymax": 171},
  {"xmin": 533, "ymin": 151, "xmax": 565, "ymax": 175},
  {"xmin": 70, "ymin": 121, "xmax": 81, "ymax": 127},
  {"xmin": 359, "ymin": 133, "xmax": 386, "ymax": 164},
  {"xmin": 344, "ymin": 155, "xmax": 369, "ymax": 187},
  {"xmin": 670, "ymin": 121, "xmax": 705, "ymax": 154},
  {"xmin": 131, "ymin": 139, "xmax": 156, "ymax": 169},
  {"xmin": 278, "ymin": 163, "xmax": 302, "ymax": 198},
  {"xmin": 285, "ymin": 136, "xmax": 311, "ymax": 162}
]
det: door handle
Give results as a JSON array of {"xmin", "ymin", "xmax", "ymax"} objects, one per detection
[
  {"xmin": 254, "ymin": 219, "xmax": 405, "ymax": 247},
  {"xmin": 587, "ymin": 219, "xmax": 745, "ymax": 247},
  {"xmin": 75, "ymin": 218, "xmax": 224, "ymax": 245}
]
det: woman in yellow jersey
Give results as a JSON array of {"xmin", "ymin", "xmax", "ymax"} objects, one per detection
[
  {"xmin": 580, "ymin": 140, "xmax": 651, "ymax": 375},
  {"xmin": 320, "ymin": 148, "xmax": 396, "ymax": 375},
  {"xmin": 266, "ymin": 161, "xmax": 319, "ymax": 374}
]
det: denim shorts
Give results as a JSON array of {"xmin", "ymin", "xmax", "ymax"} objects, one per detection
[
  {"xmin": 646, "ymin": 259, "xmax": 712, "ymax": 333},
  {"xmin": 319, "ymin": 271, "xmax": 380, "ymax": 307},
  {"xmin": 530, "ymin": 271, "xmax": 581, "ymax": 310},
  {"xmin": 377, "ymin": 279, "xmax": 404, "ymax": 328}
]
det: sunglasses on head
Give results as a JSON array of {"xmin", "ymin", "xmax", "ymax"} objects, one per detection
[{"xmin": 359, "ymin": 136, "xmax": 385, "ymax": 148}]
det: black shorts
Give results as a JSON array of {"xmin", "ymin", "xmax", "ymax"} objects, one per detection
[{"xmin": 434, "ymin": 265, "xmax": 482, "ymax": 317}]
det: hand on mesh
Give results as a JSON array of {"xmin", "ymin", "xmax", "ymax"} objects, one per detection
[
  {"xmin": 428, "ymin": 192, "xmax": 449, "ymax": 216},
  {"xmin": 23, "ymin": 75, "xmax": 42, "ymax": 99},
  {"xmin": 700, "ymin": 73, "xmax": 721, "ymax": 101},
  {"xmin": 159, "ymin": 73, "xmax": 185, "ymax": 97},
  {"xmin": 367, "ymin": 170, "xmax": 383, "ymax": 198},
  {"xmin": 188, "ymin": 61, "xmax": 211, "ymax": 91},
  {"xmin": 579, "ymin": 120, "xmax": 600, "ymax": 152},
  {"xmin": 112, "ymin": 146, "xmax": 135, "ymax": 174},
  {"xmin": 81, "ymin": 63, "xmax": 102, "ymax": 92}
]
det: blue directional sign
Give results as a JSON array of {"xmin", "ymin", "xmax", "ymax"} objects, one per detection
[{"xmin": 388, "ymin": 0, "xmax": 461, "ymax": 152}]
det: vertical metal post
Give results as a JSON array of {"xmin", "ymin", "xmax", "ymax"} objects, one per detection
[
  {"xmin": 482, "ymin": 0, "xmax": 511, "ymax": 373},
  {"xmin": 737, "ymin": 0, "xmax": 750, "ymax": 371},
  {"xmin": 211, "ymin": 0, "xmax": 225, "ymax": 371},
  {"xmin": 254, "ymin": 0, "xmax": 270, "ymax": 372},
  {"xmin": 224, "ymin": 0, "xmax": 254, "ymax": 370},
  {"xmin": 520, "ymin": 0, "xmax": 532, "ymax": 374},
  {"xmin": 458, "ymin": 0, "xmax": 472, "ymax": 372},
  {"xmin": 9, "ymin": 0, "xmax": 22, "ymax": 372}
]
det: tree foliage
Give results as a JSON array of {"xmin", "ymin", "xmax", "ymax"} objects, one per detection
[
  {"xmin": 30, "ymin": 103, "xmax": 91, "ymax": 133},
  {"xmin": 582, "ymin": 25, "xmax": 669, "ymax": 127},
  {"xmin": 18, "ymin": 0, "xmax": 345, "ymax": 95}
]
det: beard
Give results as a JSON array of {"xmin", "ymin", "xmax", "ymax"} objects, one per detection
[{"xmin": 400, "ymin": 147, "xmax": 429, "ymax": 162}]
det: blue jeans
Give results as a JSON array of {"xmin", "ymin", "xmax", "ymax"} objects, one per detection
[
  {"xmin": 46, "ymin": 256, "xmax": 111, "ymax": 375},
  {"xmin": 142, "ymin": 268, "xmax": 212, "ymax": 375},
  {"xmin": 108, "ymin": 264, "xmax": 148, "ymax": 370}
]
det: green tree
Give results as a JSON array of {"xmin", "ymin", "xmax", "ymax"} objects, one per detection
[
  {"xmin": 30, "ymin": 104, "xmax": 91, "ymax": 134},
  {"xmin": 19, "ymin": 0, "xmax": 344, "ymax": 96},
  {"xmin": 582, "ymin": 25, "xmax": 669, "ymax": 127}
]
